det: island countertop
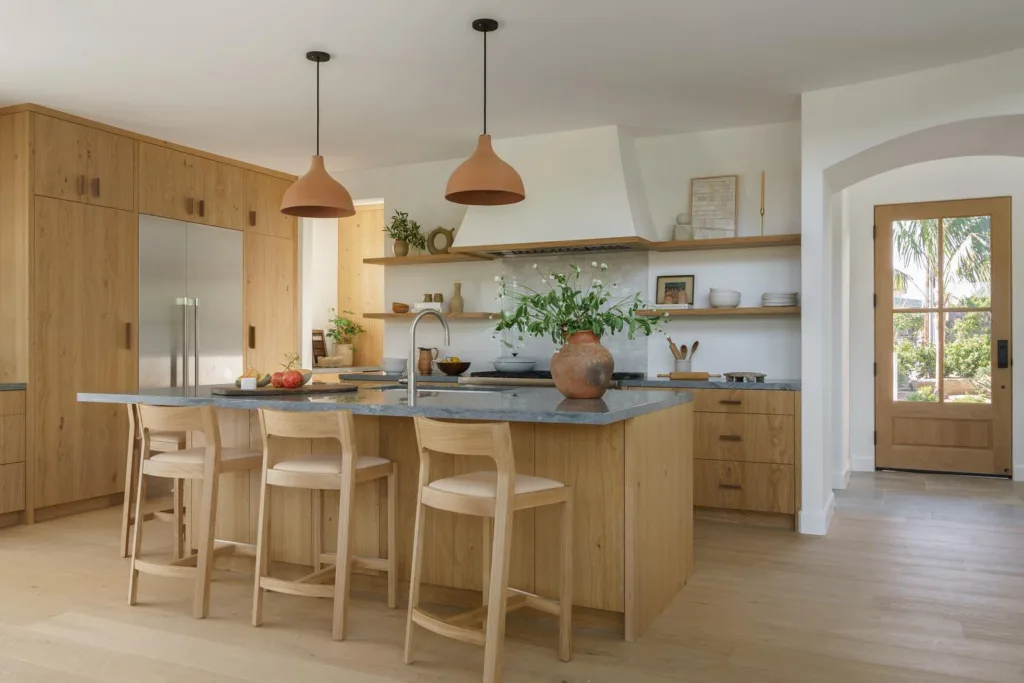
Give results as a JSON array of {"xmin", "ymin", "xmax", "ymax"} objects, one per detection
[{"xmin": 78, "ymin": 384, "xmax": 692, "ymax": 425}]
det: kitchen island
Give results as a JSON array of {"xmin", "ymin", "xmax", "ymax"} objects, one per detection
[{"xmin": 79, "ymin": 385, "xmax": 694, "ymax": 641}]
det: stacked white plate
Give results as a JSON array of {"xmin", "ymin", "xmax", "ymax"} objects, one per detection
[{"xmin": 761, "ymin": 292, "xmax": 799, "ymax": 307}]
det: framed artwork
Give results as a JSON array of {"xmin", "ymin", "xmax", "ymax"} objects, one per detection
[
  {"xmin": 656, "ymin": 274, "xmax": 695, "ymax": 305},
  {"xmin": 690, "ymin": 175, "xmax": 738, "ymax": 239}
]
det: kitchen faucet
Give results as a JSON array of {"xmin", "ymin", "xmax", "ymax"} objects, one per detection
[{"xmin": 408, "ymin": 309, "xmax": 450, "ymax": 405}]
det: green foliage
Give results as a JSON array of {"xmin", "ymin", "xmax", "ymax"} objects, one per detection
[
  {"xmin": 891, "ymin": 216, "xmax": 990, "ymax": 305},
  {"xmin": 326, "ymin": 308, "xmax": 365, "ymax": 346},
  {"xmin": 905, "ymin": 384, "xmax": 938, "ymax": 402},
  {"xmin": 949, "ymin": 394, "xmax": 988, "ymax": 404},
  {"xmin": 382, "ymin": 210, "xmax": 427, "ymax": 250},
  {"xmin": 493, "ymin": 263, "xmax": 663, "ymax": 345},
  {"xmin": 895, "ymin": 339, "xmax": 935, "ymax": 381},
  {"xmin": 944, "ymin": 335, "xmax": 989, "ymax": 379},
  {"xmin": 892, "ymin": 313, "xmax": 924, "ymax": 338}
]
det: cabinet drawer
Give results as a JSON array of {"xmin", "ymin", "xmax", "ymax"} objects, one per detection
[
  {"xmin": 694, "ymin": 459, "xmax": 794, "ymax": 514},
  {"xmin": 0, "ymin": 462, "xmax": 25, "ymax": 514},
  {"xmin": 692, "ymin": 389, "xmax": 794, "ymax": 415},
  {"xmin": 695, "ymin": 413, "xmax": 794, "ymax": 464},
  {"xmin": 0, "ymin": 391, "xmax": 24, "ymax": 416},
  {"xmin": 0, "ymin": 413, "xmax": 25, "ymax": 465}
]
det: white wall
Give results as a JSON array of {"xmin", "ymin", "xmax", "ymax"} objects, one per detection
[
  {"xmin": 801, "ymin": 47, "xmax": 1024, "ymax": 534},
  {"xmin": 844, "ymin": 156, "xmax": 1024, "ymax": 480},
  {"xmin": 333, "ymin": 122, "xmax": 803, "ymax": 379},
  {"xmin": 308, "ymin": 218, "xmax": 339, "ymax": 333}
]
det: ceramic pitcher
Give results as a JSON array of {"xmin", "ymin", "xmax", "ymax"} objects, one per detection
[{"xmin": 417, "ymin": 347, "xmax": 439, "ymax": 375}]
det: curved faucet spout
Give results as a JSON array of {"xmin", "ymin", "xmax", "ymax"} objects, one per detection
[{"xmin": 408, "ymin": 310, "xmax": 451, "ymax": 404}]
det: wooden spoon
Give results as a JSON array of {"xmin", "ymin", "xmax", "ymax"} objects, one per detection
[
  {"xmin": 679, "ymin": 344, "xmax": 688, "ymax": 360},
  {"xmin": 689, "ymin": 341, "xmax": 699, "ymax": 359}
]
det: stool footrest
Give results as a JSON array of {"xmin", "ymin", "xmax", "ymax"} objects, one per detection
[
  {"xmin": 412, "ymin": 608, "xmax": 487, "ymax": 646},
  {"xmin": 134, "ymin": 559, "xmax": 197, "ymax": 579},
  {"xmin": 507, "ymin": 587, "xmax": 561, "ymax": 617},
  {"xmin": 260, "ymin": 576, "xmax": 335, "ymax": 598}
]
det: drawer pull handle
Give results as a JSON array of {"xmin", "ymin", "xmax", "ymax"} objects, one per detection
[
  {"xmin": 719, "ymin": 435, "xmax": 742, "ymax": 442},
  {"xmin": 198, "ymin": 199, "xmax": 205, "ymax": 217},
  {"xmin": 91, "ymin": 177, "xmax": 100, "ymax": 198},
  {"xmin": 719, "ymin": 483, "xmax": 742, "ymax": 490},
  {"xmin": 249, "ymin": 210, "xmax": 257, "ymax": 227},
  {"xmin": 248, "ymin": 324, "xmax": 256, "ymax": 349},
  {"xmin": 77, "ymin": 174, "xmax": 86, "ymax": 195},
  {"xmin": 187, "ymin": 197, "xmax": 194, "ymax": 215},
  {"xmin": 719, "ymin": 399, "xmax": 743, "ymax": 405}
]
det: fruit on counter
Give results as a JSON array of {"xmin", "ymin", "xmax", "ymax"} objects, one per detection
[
  {"xmin": 441, "ymin": 356, "xmax": 461, "ymax": 362},
  {"xmin": 281, "ymin": 369, "xmax": 303, "ymax": 389},
  {"xmin": 235, "ymin": 368, "xmax": 271, "ymax": 388},
  {"xmin": 271, "ymin": 371, "xmax": 285, "ymax": 388}
]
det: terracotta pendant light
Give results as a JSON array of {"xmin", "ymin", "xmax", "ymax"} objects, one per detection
[
  {"xmin": 281, "ymin": 51, "xmax": 355, "ymax": 218},
  {"xmin": 445, "ymin": 18, "xmax": 525, "ymax": 206}
]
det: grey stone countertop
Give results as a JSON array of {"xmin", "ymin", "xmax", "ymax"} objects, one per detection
[
  {"xmin": 337, "ymin": 371, "xmax": 459, "ymax": 383},
  {"xmin": 77, "ymin": 385, "xmax": 692, "ymax": 426},
  {"xmin": 618, "ymin": 378, "xmax": 802, "ymax": 391},
  {"xmin": 0, "ymin": 383, "xmax": 26, "ymax": 391}
]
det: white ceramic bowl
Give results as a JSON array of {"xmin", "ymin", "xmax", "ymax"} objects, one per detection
[
  {"xmin": 709, "ymin": 289, "xmax": 741, "ymax": 308},
  {"xmin": 381, "ymin": 357, "xmax": 407, "ymax": 373},
  {"xmin": 493, "ymin": 357, "xmax": 537, "ymax": 372}
]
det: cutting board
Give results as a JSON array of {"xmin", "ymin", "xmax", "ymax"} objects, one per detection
[
  {"xmin": 656, "ymin": 372, "xmax": 721, "ymax": 380},
  {"xmin": 211, "ymin": 383, "xmax": 359, "ymax": 397}
]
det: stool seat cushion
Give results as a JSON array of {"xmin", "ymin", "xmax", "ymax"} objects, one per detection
[
  {"xmin": 150, "ymin": 447, "xmax": 260, "ymax": 465},
  {"xmin": 272, "ymin": 455, "xmax": 390, "ymax": 474},
  {"xmin": 428, "ymin": 471, "xmax": 564, "ymax": 498}
]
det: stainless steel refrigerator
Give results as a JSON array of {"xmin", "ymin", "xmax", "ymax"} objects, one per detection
[{"xmin": 139, "ymin": 215, "xmax": 243, "ymax": 394}]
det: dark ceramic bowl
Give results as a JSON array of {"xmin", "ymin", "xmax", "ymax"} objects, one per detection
[{"xmin": 436, "ymin": 361, "xmax": 471, "ymax": 376}]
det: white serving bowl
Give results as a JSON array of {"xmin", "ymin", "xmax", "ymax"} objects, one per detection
[
  {"xmin": 381, "ymin": 357, "xmax": 407, "ymax": 373},
  {"xmin": 709, "ymin": 289, "xmax": 741, "ymax": 308},
  {"xmin": 493, "ymin": 357, "xmax": 537, "ymax": 372}
]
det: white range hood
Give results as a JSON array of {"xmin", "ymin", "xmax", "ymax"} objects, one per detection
[{"xmin": 451, "ymin": 126, "xmax": 657, "ymax": 256}]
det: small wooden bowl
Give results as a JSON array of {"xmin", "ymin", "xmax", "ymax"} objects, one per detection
[
  {"xmin": 437, "ymin": 361, "xmax": 471, "ymax": 376},
  {"xmin": 392, "ymin": 302, "xmax": 410, "ymax": 314}
]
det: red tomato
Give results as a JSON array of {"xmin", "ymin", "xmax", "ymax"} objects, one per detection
[
  {"xmin": 270, "ymin": 371, "xmax": 285, "ymax": 388},
  {"xmin": 281, "ymin": 369, "xmax": 303, "ymax": 389}
]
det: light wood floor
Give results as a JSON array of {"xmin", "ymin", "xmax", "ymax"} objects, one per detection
[{"xmin": 1, "ymin": 471, "xmax": 1023, "ymax": 682}]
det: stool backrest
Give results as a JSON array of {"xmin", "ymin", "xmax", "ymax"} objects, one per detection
[
  {"xmin": 136, "ymin": 404, "xmax": 220, "ymax": 460},
  {"xmin": 413, "ymin": 417, "xmax": 516, "ymax": 475},
  {"xmin": 258, "ymin": 409, "xmax": 357, "ymax": 466}
]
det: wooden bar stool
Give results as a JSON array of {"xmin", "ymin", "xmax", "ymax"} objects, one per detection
[
  {"xmin": 406, "ymin": 417, "xmax": 573, "ymax": 683},
  {"xmin": 119, "ymin": 404, "xmax": 188, "ymax": 558},
  {"xmin": 128, "ymin": 405, "xmax": 262, "ymax": 618},
  {"xmin": 251, "ymin": 409, "xmax": 398, "ymax": 641}
]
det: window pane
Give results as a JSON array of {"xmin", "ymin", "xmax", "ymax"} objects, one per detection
[
  {"xmin": 893, "ymin": 312, "xmax": 939, "ymax": 402},
  {"xmin": 942, "ymin": 310, "xmax": 991, "ymax": 403},
  {"xmin": 892, "ymin": 219, "xmax": 939, "ymax": 309},
  {"xmin": 942, "ymin": 215, "xmax": 991, "ymax": 308}
]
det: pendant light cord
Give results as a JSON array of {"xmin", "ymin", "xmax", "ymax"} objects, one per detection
[
  {"xmin": 316, "ymin": 59, "xmax": 321, "ymax": 155},
  {"xmin": 482, "ymin": 29, "xmax": 488, "ymax": 135}
]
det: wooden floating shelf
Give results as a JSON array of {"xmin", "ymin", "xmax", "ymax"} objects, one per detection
[
  {"xmin": 363, "ymin": 312, "xmax": 499, "ymax": 320},
  {"xmin": 362, "ymin": 253, "xmax": 493, "ymax": 266},
  {"xmin": 654, "ymin": 234, "xmax": 801, "ymax": 252},
  {"xmin": 636, "ymin": 306, "xmax": 801, "ymax": 318}
]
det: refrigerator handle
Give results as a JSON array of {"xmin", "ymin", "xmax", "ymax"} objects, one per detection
[
  {"xmin": 193, "ymin": 298, "xmax": 200, "ymax": 390},
  {"xmin": 179, "ymin": 296, "xmax": 189, "ymax": 393}
]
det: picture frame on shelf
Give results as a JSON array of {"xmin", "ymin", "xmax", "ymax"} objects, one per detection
[
  {"xmin": 656, "ymin": 274, "xmax": 695, "ymax": 305},
  {"xmin": 690, "ymin": 174, "xmax": 738, "ymax": 239}
]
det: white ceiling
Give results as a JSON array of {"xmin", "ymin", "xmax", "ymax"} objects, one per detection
[{"xmin": 3, "ymin": 0, "xmax": 1024, "ymax": 174}]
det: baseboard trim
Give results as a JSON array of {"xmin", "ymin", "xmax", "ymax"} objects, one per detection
[
  {"xmin": 832, "ymin": 466, "xmax": 851, "ymax": 490},
  {"xmin": 694, "ymin": 507, "xmax": 796, "ymax": 530},
  {"xmin": 852, "ymin": 454, "xmax": 875, "ymax": 472},
  {"xmin": 32, "ymin": 493, "xmax": 123, "ymax": 524},
  {"xmin": 797, "ymin": 491, "xmax": 835, "ymax": 536}
]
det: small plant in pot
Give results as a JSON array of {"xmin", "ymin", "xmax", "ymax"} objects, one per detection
[
  {"xmin": 494, "ymin": 263, "xmax": 663, "ymax": 399},
  {"xmin": 327, "ymin": 308, "xmax": 366, "ymax": 367},
  {"xmin": 383, "ymin": 210, "xmax": 427, "ymax": 257}
]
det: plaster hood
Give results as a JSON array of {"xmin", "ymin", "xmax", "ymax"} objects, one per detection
[{"xmin": 451, "ymin": 126, "xmax": 657, "ymax": 257}]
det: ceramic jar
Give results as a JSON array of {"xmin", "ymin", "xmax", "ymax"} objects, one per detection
[
  {"xmin": 550, "ymin": 330, "xmax": 615, "ymax": 399},
  {"xmin": 393, "ymin": 239, "xmax": 409, "ymax": 257},
  {"xmin": 450, "ymin": 282, "xmax": 464, "ymax": 314}
]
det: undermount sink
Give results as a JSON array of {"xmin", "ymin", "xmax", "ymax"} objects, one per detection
[{"xmin": 365, "ymin": 384, "xmax": 513, "ymax": 396}]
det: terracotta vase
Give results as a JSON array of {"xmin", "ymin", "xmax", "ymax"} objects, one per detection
[
  {"xmin": 393, "ymin": 239, "xmax": 409, "ymax": 257},
  {"xmin": 550, "ymin": 331, "xmax": 615, "ymax": 399}
]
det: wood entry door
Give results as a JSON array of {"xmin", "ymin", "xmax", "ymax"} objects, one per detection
[{"xmin": 874, "ymin": 197, "xmax": 1012, "ymax": 476}]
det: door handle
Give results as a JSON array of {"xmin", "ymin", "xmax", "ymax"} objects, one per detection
[
  {"xmin": 248, "ymin": 324, "xmax": 256, "ymax": 349},
  {"xmin": 125, "ymin": 322, "xmax": 132, "ymax": 350},
  {"xmin": 198, "ymin": 199, "xmax": 205, "ymax": 218},
  {"xmin": 249, "ymin": 210, "xmax": 256, "ymax": 227},
  {"xmin": 187, "ymin": 197, "xmax": 194, "ymax": 215},
  {"xmin": 719, "ymin": 482, "xmax": 742, "ymax": 490},
  {"xmin": 719, "ymin": 435, "xmax": 742, "ymax": 442},
  {"xmin": 998, "ymin": 340, "xmax": 1009, "ymax": 369},
  {"xmin": 91, "ymin": 177, "xmax": 100, "ymax": 198}
]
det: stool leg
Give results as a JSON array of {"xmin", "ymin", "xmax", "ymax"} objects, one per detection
[
  {"xmin": 193, "ymin": 473, "xmax": 220, "ymax": 619},
  {"xmin": 386, "ymin": 468, "xmax": 398, "ymax": 610},
  {"xmin": 127, "ymin": 462, "xmax": 147, "ymax": 605},
  {"xmin": 559, "ymin": 494, "xmax": 574, "ymax": 662},
  {"xmin": 403, "ymin": 493, "xmax": 427, "ymax": 664},
  {"xmin": 120, "ymin": 412, "xmax": 139, "ymax": 559},
  {"xmin": 172, "ymin": 478, "xmax": 185, "ymax": 561},
  {"xmin": 312, "ymin": 489, "xmax": 323, "ymax": 572},
  {"xmin": 482, "ymin": 497, "xmax": 515, "ymax": 683},
  {"xmin": 252, "ymin": 466, "xmax": 272, "ymax": 627},
  {"xmin": 331, "ymin": 455, "xmax": 357, "ymax": 641},
  {"xmin": 481, "ymin": 518, "xmax": 492, "ymax": 608}
]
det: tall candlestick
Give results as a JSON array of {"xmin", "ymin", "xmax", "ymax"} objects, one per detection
[{"xmin": 759, "ymin": 170, "xmax": 766, "ymax": 236}]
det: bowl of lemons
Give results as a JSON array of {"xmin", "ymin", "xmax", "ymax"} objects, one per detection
[{"xmin": 436, "ymin": 356, "xmax": 471, "ymax": 376}]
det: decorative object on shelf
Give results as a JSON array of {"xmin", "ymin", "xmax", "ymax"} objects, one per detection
[
  {"xmin": 381, "ymin": 357, "xmax": 407, "ymax": 373},
  {"xmin": 445, "ymin": 18, "xmax": 525, "ymax": 206},
  {"xmin": 673, "ymin": 213, "xmax": 693, "ymax": 241},
  {"xmin": 760, "ymin": 170, "xmax": 766, "ymax": 236},
  {"xmin": 326, "ymin": 308, "xmax": 365, "ymax": 367},
  {"xmin": 427, "ymin": 227, "xmax": 455, "ymax": 254},
  {"xmin": 413, "ymin": 301, "xmax": 447, "ymax": 312},
  {"xmin": 674, "ymin": 358, "xmax": 692, "ymax": 373},
  {"xmin": 450, "ymin": 282, "xmax": 465, "ymax": 314},
  {"xmin": 392, "ymin": 302, "xmax": 410, "ymax": 314},
  {"xmin": 417, "ymin": 347, "xmax": 439, "ymax": 375},
  {"xmin": 422, "ymin": 293, "xmax": 433, "ymax": 303},
  {"xmin": 656, "ymin": 274, "xmax": 695, "ymax": 306},
  {"xmin": 494, "ymin": 262, "xmax": 663, "ymax": 399},
  {"xmin": 691, "ymin": 175, "xmax": 737, "ymax": 240},
  {"xmin": 281, "ymin": 51, "xmax": 355, "ymax": 219},
  {"xmin": 723, "ymin": 371, "xmax": 767, "ymax": 383},
  {"xmin": 432, "ymin": 292, "xmax": 444, "ymax": 303},
  {"xmin": 493, "ymin": 357, "xmax": 536, "ymax": 372},
  {"xmin": 761, "ymin": 292, "xmax": 799, "ymax": 307},
  {"xmin": 384, "ymin": 210, "xmax": 426, "ymax": 257},
  {"xmin": 437, "ymin": 357, "xmax": 471, "ymax": 376},
  {"xmin": 709, "ymin": 288, "xmax": 741, "ymax": 308}
]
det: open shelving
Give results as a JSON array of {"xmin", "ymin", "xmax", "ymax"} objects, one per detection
[
  {"xmin": 635, "ymin": 306, "xmax": 801, "ymax": 318},
  {"xmin": 362, "ymin": 312, "xmax": 498, "ymax": 320},
  {"xmin": 653, "ymin": 233, "xmax": 800, "ymax": 252},
  {"xmin": 362, "ymin": 253, "xmax": 494, "ymax": 266}
]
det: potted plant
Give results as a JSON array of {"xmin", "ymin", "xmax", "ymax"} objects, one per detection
[
  {"xmin": 326, "ymin": 308, "xmax": 366, "ymax": 367},
  {"xmin": 383, "ymin": 210, "xmax": 427, "ymax": 257},
  {"xmin": 494, "ymin": 263, "xmax": 663, "ymax": 399}
]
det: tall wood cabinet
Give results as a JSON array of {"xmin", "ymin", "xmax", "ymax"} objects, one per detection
[{"xmin": 0, "ymin": 104, "xmax": 298, "ymax": 523}]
